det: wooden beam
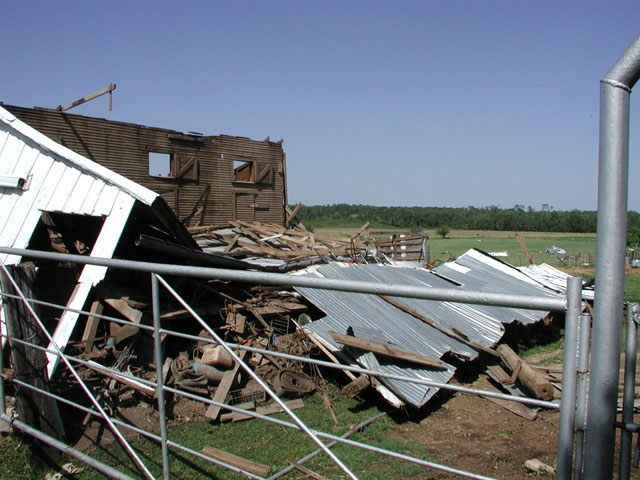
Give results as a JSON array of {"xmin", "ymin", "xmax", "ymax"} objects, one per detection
[
  {"xmin": 81, "ymin": 300, "xmax": 104, "ymax": 353},
  {"xmin": 378, "ymin": 295, "xmax": 499, "ymax": 357},
  {"xmin": 201, "ymin": 446, "xmax": 270, "ymax": 477},
  {"xmin": 57, "ymin": 83, "xmax": 116, "ymax": 112},
  {"xmin": 285, "ymin": 202, "xmax": 303, "ymax": 227},
  {"xmin": 329, "ymin": 330, "xmax": 447, "ymax": 370}
]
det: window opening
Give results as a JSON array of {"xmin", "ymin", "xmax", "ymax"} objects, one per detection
[{"xmin": 149, "ymin": 152, "xmax": 171, "ymax": 176}]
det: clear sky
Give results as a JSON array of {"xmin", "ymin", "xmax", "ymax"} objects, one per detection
[{"xmin": 2, "ymin": 1, "xmax": 640, "ymax": 211}]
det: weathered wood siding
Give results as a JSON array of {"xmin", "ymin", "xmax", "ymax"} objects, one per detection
[{"xmin": 3, "ymin": 105, "xmax": 286, "ymax": 226}]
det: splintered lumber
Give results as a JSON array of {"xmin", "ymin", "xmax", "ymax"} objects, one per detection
[
  {"xmin": 201, "ymin": 446, "xmax": 270, "ymax": 476},
  {"xmin": 287, "ymin": 460, "xmax": 330, "ymax": 480},
  {"xmin": 379, "ymin": 295, "xmax": 499, "ymax": 358},
  {"xmin": 496, "ymin": 345, "xmax": 554, "ymax": 401},
  {"xmin": 205, "ymin": 348, "xmax": 248, "ymax": 421},
  {"xmin": 329, "ymin": 331, "xmax": 447, "ymax": 370},
  {"xmin": 103, "ymin": 297, "xmax": 143, "ymax": 323},
  {"xmin": 220, "ymin": 399, "xmax": 305, "ymax": 422}
]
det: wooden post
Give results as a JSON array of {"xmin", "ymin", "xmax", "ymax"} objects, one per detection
[
  {"xmin": 1, "ymin": 263, "xmax": 62, "ymax": 463},
  {"xmin": 514, "ymin": 232, "xmax": 534, "ymax": 265},
  {"xmin": 496, "ymin": 344, "xmax": 554, "ymax": 401}
]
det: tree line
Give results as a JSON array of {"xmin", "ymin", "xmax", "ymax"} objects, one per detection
[{"xmin": 295, "ymin": 204, "xmax": 640, "ymax": 235}]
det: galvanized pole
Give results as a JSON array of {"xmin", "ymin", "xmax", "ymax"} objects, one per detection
[
  {"xmin": 574, "ymin": 313, "xmax": 591, "ymax": 480},
  {"xmin": 557, "ymin": 276, "xmax": 582, "ymax": 480},
  {"xmin": 585, "ymin": 32, "xmax": 640, "ymax": 479},
  {"xmin": 619, "ymin": 303, "xmax": 639, "ymax": 480},
  {"xmin": 152, "ymin": 274, "xmax": 171, "ymax": 480}
]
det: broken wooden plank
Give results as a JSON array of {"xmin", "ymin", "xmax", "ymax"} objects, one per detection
[
  {"xmin": 481, "ymin": 391, "xmax": 538, "ymax": 421},
  {"xmin": 201, "ymin": 446, "xmax": 270, "ymax": 476},
  {"xmin": 287, "ymin": 460, "xmax": 330, "ymax": 480},
  {"xmin": 103, "ymin": 297, "xmax": 143, "ymax": 324},
  {"xmin": 81, "ymin": 300, "xmax": 104, "ymax": 353},
  {"xmin": 298, "ymin": 326, "xmax": 357, "ymax": 381},
  {"xmin": 220, "ymin": 398, "xmax": 305, "ymax": 423},
  {"xmin": 378, "ymin": 295, "xmax": 499, "ymax": 358},
  {"xmin": 329, "ymin": 330, "xmax": 447, "ymax": 370},
  {"xmin": 205, "ymin": 348, "xmax": 248, "ymax": 421}
]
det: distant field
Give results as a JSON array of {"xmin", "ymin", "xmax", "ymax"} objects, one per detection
[{"xmin": 313, "ymin": 227, "xmax": 597, "ymax": 268}]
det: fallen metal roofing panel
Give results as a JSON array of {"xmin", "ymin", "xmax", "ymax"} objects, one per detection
[
  {"xmin": 432, "ymin": 249, "xmax": 559, "ymax": 325},
  {"xmin": 518, "ymin": 263, "xmax": 595, "ymax": 301}
]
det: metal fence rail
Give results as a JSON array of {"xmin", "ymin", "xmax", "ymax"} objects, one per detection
[{"xmin": 0, "ymin": 246, "xmax": 579, "ymax": 480}]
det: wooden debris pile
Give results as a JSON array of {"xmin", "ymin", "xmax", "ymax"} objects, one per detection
[
  {"xmin": 54, "ymin": 276, "xmax": 323, "ymax": 431},
  {"xmin": 188, "ymin": 220, "xmax": 356, "ymax": 269}
]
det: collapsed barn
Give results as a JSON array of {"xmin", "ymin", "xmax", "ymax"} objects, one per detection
[{"xmin": 0, "ymin": 103, "xmax": 592, "ymax": 478}]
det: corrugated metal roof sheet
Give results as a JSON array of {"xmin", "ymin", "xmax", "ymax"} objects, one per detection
[
  {"xmin": 295, "ymin": 253, "xmax": 565, "ymax": 407},
  {"xmin": 431, "ymin": 249, "xmax": 559, "ymax": 325},
  {"xmin": 518, "ymin": 263, "xmax": 595, "ymax": 301}
]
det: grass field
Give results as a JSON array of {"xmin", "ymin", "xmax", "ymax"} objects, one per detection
[{"xmin": 315, "ymin": 227, "xmax": 597, "ymax": 268}]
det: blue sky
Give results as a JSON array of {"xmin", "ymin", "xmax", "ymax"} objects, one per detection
[{"xmin": 2, "ymin": 1, "xmax": 640, "ymax": 211}]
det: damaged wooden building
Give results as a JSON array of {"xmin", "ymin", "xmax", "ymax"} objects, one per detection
[{"xmin": 1, "ymin": 103, "xmax": 288, "ymax": 227}]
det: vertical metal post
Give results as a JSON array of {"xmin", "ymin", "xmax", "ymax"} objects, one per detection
[
  {"xmin": 574, "ymin": 313, "xmax": 591, "ymax": 480},
  {"xmin": 152, "ymin": 274, "xmax": 170, "ymax": 480},
  {"xmin": 557, "ymin": 276, "xmax": 582, "ymax": 480},
  {"xmin": 0, "ymin": 303, "xmax": 5, "ymax": 418},
  {"xmin": 619, "ymin": 303, "xmax": 639, "ymax": 480},
  {"xmin": 585, "ymin": 32, "xmax": 640, "ymax": 479}
]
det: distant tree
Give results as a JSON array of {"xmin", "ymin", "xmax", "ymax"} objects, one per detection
[{"xmin": 436, "ymin": 225, "xmax": 450, "ymax": 238}]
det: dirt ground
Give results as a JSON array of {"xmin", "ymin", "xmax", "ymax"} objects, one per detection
[
  {"xmin": 385, "ymin": 354, "xmax": 640, "ymax": 480},
  {"xmin": 392, "ymin": 374, "xmax": 561, "ymax": 479}
]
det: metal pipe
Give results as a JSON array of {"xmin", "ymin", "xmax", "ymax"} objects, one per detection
[
  {"xmin": 0, "ymin": 262, "xmax": 155, "ymax": 480},
  {"xmin": 0, "ymin": 298, "xmax": 5, "ymax": 418},
  {"xmin": 155, "ymin": 274, "xmax": 359, "ymax": 480},
  {"xmin": 3, "ymin": 328, "xmax": 560, "ymax": 410},
  {"xmin": 557, "ymin": 276, "xmax": 582, "ymax": 480},
  {"xmin": 0, "ymin": 247, "xmax": 567, "ymax": 311},
  {"xmin": 574, "ymin": 313, "xmax": 591, "ymax": 480},
  {"xmin": 8, "ymin": 378, "xmax": 266, "ymax": 480},
  {"xmin": 267, "ymin": 412, "xmax": 386, "ymax": 480},
  {"xmin": 2, "ymin": 414, "xmax": 135, "ymax": 480},
  {"xmin": 620, "ymin": 303, "xmax": 639, "ymax": 480},
  {"xmin": 585, "ymin": 32, "xmax": 640, "ymax": 480},
  {"xmin": 151, "ymin": 274, "xmax": 170, "ymax": 480},
  {"xmin": 161, "ymin": 383, "xmax": 497, "ymax": 480}
]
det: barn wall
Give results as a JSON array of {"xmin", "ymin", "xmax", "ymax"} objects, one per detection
[{"xmin": 3, "ymin": 105, "xmax": 286, "ymax": 226}]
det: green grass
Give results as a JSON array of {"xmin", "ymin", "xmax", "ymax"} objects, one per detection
[
  {"xmin": 625, "ymin": 275, "xmax": 640, "ymax": 303},
  {"xmin": 426, "ymin": 231, "xmax": 596, "ymax": 267},
  {"xmin": 0, "ymin": 435, "xmax": 48, "ymax": 480},
  {"xmin": 313, "ymin": 227, "xmax": 597, "ymax": 268},
  {"xmin": 70, "ymin": 390, "xmax": 432, "ymax": 479}
]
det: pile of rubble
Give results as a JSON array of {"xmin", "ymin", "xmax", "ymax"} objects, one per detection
[{"xmin": 38, "ymin": 227, "xmax": 587, "ymax": 431}]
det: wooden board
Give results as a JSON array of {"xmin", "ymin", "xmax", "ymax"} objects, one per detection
[
  {"xmin": 205, "ymin": 348, "xmax": 247, "ymax": 421},
  {"xmin": 201, "ymin": 446, "xmax": 269, "ymax": 476},
  {"xmin": 329, "ymin": 330, "xmax": 446, "ymax": 370}
]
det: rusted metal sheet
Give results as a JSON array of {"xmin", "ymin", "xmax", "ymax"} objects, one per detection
[{"xmin": 4, "ymin": 104, "xmax": 287, "ymax": 226}]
